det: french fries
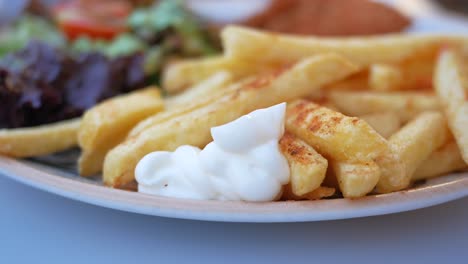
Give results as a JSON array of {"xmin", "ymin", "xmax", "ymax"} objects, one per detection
[
  {"xmin": 282, "ymin": 186, "xmax": 335, "ymax": 200},
  {"xmin": 391, "ymin": 112, "xmax": 449, "ymax": 177},
  {"xmin": 4, "ymin": 24, "xmax": 467, "ymax": 202},
  {"xmin": 396, "ymin": 50, "xmax": 435, "ymax": 90},
  {"xmin": 103, "ymin": 54, "xmax": 358, "ymax": 188},
  {"xmin": 78, "ymin": 88, "xmax": 164, "ymax": 176},
  {"xmin": 0, "ymin": 119, "xmax": 80, "ymax": 158},
  {"xmin": 162, "ymin": 56, "xmax": 279, "ymax": 93},
  {"xmin": 329, "ymin": 90, "xmax": 441, "ymax": 122},
  {"xmin": 222, "ymin": 26, "xmax": 462, "ymax": 66},
  {"xmin": 325, "ymin": 71, "xmax": 369, "ymax": 91},
  {"xmin": 328, "ymin": 160, "xmax": 381, "ymax": 198},
  {"xmin": 286, "ymin": 99, "xmax": 388, "ymax": 197},
  {"xmin": 374, "ymin": 150, "xmax": 406, "ymax": 193},
  {"xmin": 279, "ymin": 132, "xmax": 328, "ymax": 196},
  {"xmin": 376, "ymin": 112, "xmax": 449, "ymax": 193},
  {"xmin": 162, "ymin": 56, "xmax": 226, "ymax": 93},
  {"xmin": 368, "ymin": 52, "xmax": 435, "ymax": 91},
  {"xmin": 369, "ymin": 64, "xmax": 403, "ymax": 91},
  {"xmin": 359, "ymin": 112, "xmax": 401, "ymax": 138},
  {"xmin": 129, "ymin": 76, "xmax": 257, "ymax": 138},
  {"xmin": 165, "ymin": 71, "xmax": 233, "ymax": 108},
  {"xmin": 413, "ymin": 141, "xmax": 467, "ymax": 181},
  {"xmin": 286, "ymin": 99, "xmax": 388, "ymax": 162},
  {"xmin": 434, "ymin": 48, "xmax": 468, "ymax": 164}
]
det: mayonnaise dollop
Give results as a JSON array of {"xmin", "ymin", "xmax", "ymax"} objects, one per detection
[{"xmin": 135, "ymin": 103, "xmax": 290, "ymax": 202}]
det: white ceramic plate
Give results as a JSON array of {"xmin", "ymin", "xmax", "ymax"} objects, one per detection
[
  {"xmin": 1, "ymin": 2, "xmax": 468, "ymax": 222},
  {"xmin": 0, "ymin": 156, "xmax": 467, "ymax": 222}
]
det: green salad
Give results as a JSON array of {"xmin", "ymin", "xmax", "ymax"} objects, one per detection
[
  {"xmin": 0, "ymin": 0, "xmax": 219, "ymax": 74},
  {"xmin": 0, "ymin": 15, "xmax": 65, "ymax": 57}
]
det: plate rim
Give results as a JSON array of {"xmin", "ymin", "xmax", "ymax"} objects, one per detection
[{"xmin": 1, "ymin": 156, "xmax": 467, "ymax": 223}]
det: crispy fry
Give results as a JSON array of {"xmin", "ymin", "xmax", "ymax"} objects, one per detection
[
  {"xmin": 0, "ymin": 119, "xmax": 80, "ymax": 158},
  {"xmin": 104, "ymin": 54, "xmax": 358, "ymax": 187},
  {"xmin": 282, "ymin": 186, "xmax": 335, "ymax": 200},
  {"xmin": 222, "ymin": 26, "xmax": 465, "ymax": 66},
  {"xmin": 413, "ymin": 141, "xmax": 467, "ymax": 181},
  {"xmin": 165, "ymin": 71, "xmax": 233, "ymax": 108},
  {"xmin": 368, "ymin": 51, "xmax": 435, "ymax": 91},
  {"xmin": 129, "ymin": 76, "xmax": 256, "ymax": 138},
  {"xmin": 279, "ymin": 132, "xmax": 328, "ymax": 196},
  {"xmin": 78, "ymin": 88, "xmax": 164, "ymax": 176},
  {"xmin": 391, "ymin": 112, "xmax": 449, "ymax": 177},
  {"xmin": 397, "ymin": 50, "xmax": 435, "ymax": 90},
  {"xmin": 329, "ymin": 90, "xmax": 441, "ymax": 122},
  {"xmin": 162, "ymin": 56, "xmax": 226, "ymax": 93},
  {"xmin": 286, "ymin": 99, "xmax": 388, "ymax": 162},
  {"xmin": 328, "ymin": 160, "xmax": 381, "ymax": 198},
  {"xmin": 376, "ymin": 111, "xmax": 449, "ymax": 193},
  {"xmin": 359, "ymin": 112, "xmax": 401, "ymax": 138},
  {"xmin": 285, "ymin": 99, "xmax": 387, "ymax": 197},
  {"xmin": 162, "ymin": 56, "xmax": 279, "ymax": 93},
  {"xmin": 434, "ymin": 48, "xmax": 468, "ymax": 164},
  {"xmin": 325, "ymin": 71, "xmax": 369, "ymax": 90},
  {"xmin": 369, "ymin": 64, "xmax": 403, "ymax": 91},
  {"xmin": 320, "ymin": 102, "xmax": 340, "ymax": 112},
  {"xmin": 374, "ymin": 149, "xmax": 406, "ymax": 194}
]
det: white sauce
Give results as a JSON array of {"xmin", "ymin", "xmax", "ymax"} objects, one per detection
[{"xmin": 135, "ymin": 103, "xmax": 290, "ymax": 202}]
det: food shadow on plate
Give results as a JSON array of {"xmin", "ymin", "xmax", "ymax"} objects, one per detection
[{"xmin": 27, "ymin": 148, "xmax": 102, "ymax": 186}]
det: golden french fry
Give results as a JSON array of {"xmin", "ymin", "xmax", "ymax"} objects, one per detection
[
  {"xmin": 222, "ymin": 26, "xmax": 465, "ymax": 66},
  {"xmin": 0, "ymin": 119, "xmax": 80, "ymax": 158},
  {"xmin": 318, "ymin": 101, "xmax": 340, "ymax": 112},
  {"xmin": 368, "ymin": 51, "xmax": 435, "ymax": 91},
  {"xmin": 328, "ymin": 90, "xmax": 441, "ymax": 122},
  {"xmin": 286, "ymin": 99, "xmax": 387, "ymax": 197},
  {"xmin": 328, "ymin": 160, "xmax": 381, "ymax": 198},
  {"xmin": 162, "ymin": 56, "xmax": 278, "ymax": 93},
  {"xmin": 282, "ymin": 186, "xmax": 335, "ymax": 200},
  {"xmin": 359, "ymin": 112, "xmax": 401, "ymax": 138},
  {"xmin": 391, "ymin": 112, "xmax": 449, "ymax": 177},
  {"xmin": 308, "ymin": 72, "xmax": 368, "ymax": 102},
  {"xmin": 162, "ymin": 56, "xmax": 225, "ymax": 93},
  {"xmin": 286, "ymin": 99, "xmax": 388, "ymax": 162},
  {"xmin": 397, "ymin": 51, "xmax": 435, "ymax": 90},
  {"xmin": 376, "ymin": 111, "xmax": 449, "ymax": 193},
  {"xmin": 129, "ymin": 76, "xmax": 256, "ymax": 138},
  {"xmin": 434, "ymin": 48, "xmax": 468, "ymax": 164},
  {"xmin": 413, "ymin": 141, "xmax": 467, "ymax": 181},
  {"xmin": 374, "ymin": 150, "xmax": 406, "ymax": 194},
  {"xmin": 165, "ymin": 71, "xmax": 233, "ymax": 108},
  {"xmin": 103, "ymin": 54, "xmax": 358, "ymax": 188},
  {"xmin": 369, "ymin": 64, "xmax": 403, "ymax": 91},
  {"xmin": 78, "ymin": 88, "xmax": 164, "ymax": 176},
  {"xmin": 325, "ymin": 71, "xmax": 369, "ymax": 90},
  {"xmin": 279, "ymin": 132, "xmax": 328, "ymax": 196}
]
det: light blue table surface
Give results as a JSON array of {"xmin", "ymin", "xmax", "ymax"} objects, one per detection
[{"xmin": 0, "ymin": 175, "xmax": 466, "ymax": 264}]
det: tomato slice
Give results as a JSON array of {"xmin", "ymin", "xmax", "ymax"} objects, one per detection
[
  {"xmin": 57, "ymin": 20, "xmax": 127, "ymax": 41},
  {"xmin": 53, "ymin": 0, "xmax": 131, "ymax": 40}
]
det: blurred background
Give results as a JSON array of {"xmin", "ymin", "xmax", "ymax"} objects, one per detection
[
  {"xmin": 1, "ymin": 0, "xmax": 468, "ymax": 26},
  {"xmin": 1, "ymin": 0, "xmax": 467, "ymax": 33},
  {"xmin": 1, "ymin": 0, "xmax": 467, "ymax": 130}
]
